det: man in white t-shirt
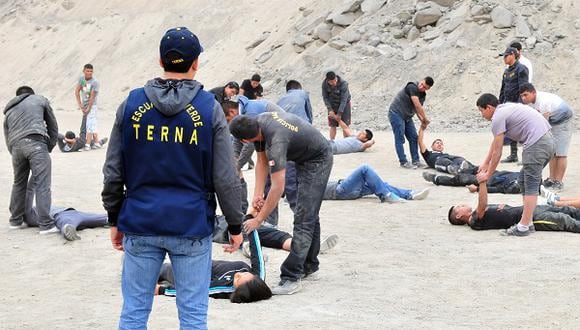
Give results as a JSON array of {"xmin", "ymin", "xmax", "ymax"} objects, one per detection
[
  {"xmin": 520, "ymin": 83, "xmax": 574, "ymax": 191},
  {"xmin": 74, "ymin": 63, "xmax": 101, "ymax": 151},
  {"xmin": 510, "ymin": 41, "xmax": 533, "ymax": 82}
]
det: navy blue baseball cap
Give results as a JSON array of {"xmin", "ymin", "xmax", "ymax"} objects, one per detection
[{"xmin": 160, "ymin": 27, "xmax": 204, "ymax": 64}]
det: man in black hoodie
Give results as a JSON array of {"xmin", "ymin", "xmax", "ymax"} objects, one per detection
[
  {"xmin": 4, "ymin": 86, "xmax": 58, "ymax": 234},
  {"xmin": 322, "ymin": 71, "xmax": 352, "ymax": 140},
  {"xmin": 102, "ymin": 27, "xmax": 243, "ymax": 329}
]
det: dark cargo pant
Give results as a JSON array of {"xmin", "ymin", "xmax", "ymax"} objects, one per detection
[
  {"xmin": 280, "ymin": 149, "xmax": 333, "ymax": 281},
  {"xmin": 533, "ymin": 206, "xmax": 580, "ymax": 233},
  {"xmin": 9, "ymin": 139, "xmax": 53, "ymax": 230}
]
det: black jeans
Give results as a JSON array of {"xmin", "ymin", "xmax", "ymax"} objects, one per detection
[
  {"xmin": 533, "ymin": 206, "xmax": 580, "ymax": 233},
  {"xmin": 9, "ymin": 139, "xmax": 53, "ymax": 229},
  {"xmin": 280, "ymin": 150, "xmax": 333, "ymax": 281}
]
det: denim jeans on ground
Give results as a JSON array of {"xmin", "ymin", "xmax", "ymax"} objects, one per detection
[
  {"xmin": 335, "ymin": 164, "xmax": 412, "ymax": 200},
  {"xmin": 280, "ymin": 151, "xmax": 332, "ymax": 281},
  {"xmin": 388, "ymin": 111, "xmax": 419, "ymax": 164},
  {"xmin": 119, "ymin": 234, "xmax": 212, "ymax": 330},
  {"xmin": 9, "ymin": 139, "xmax": 53, "ymax": 229}
]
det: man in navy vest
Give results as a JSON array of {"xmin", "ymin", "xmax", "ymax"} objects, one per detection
[
  {"xmin": 229, "ymin": 112, "xmax": 333, "ymax": 295},
  {"xmin": 102, "ymin": 27, "xmax": 243, "ymax": 329}
]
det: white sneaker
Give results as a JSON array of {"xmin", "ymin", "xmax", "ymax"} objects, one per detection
[
  {"xmin": 83, "ymin": 145, "xmax": 90, "ymax": 151},
  {"xmin": 320, "ymin": 234, "xmax": 339, "ymax": 254},
  {"xmin": 62, "ymin": 224, "xmax": 81, "ymax": 241},
  {"xmin": 39, "ymin": 226, "xmax": 60, "ymax": 235},
  {"xmin": 271, "ymin": 280, "xmax": 301, "ymax": 295},
  {"xmin": 412, "ymin": 188, "xmax": 430, "ymax": 200},
  {"xmin": 241, "ymin": 241, "xmax": 268, "ymax": 262},
  {"xmin": 540, "ymin": 185, "xmax": 559, "ymax": 206}
]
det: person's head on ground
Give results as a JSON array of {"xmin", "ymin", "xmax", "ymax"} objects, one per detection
[
  {"xmin": 519, "ymin": 83, "xmax": 537, "ymax": 105},
  {"xmin": 476, "ymin": 93, "xmax": 499, "ymax": 121},
  {"xmin": 325, "ymin": 71, "xmax": 338, "ymax": 87},
  {"xmin": 500, "ymin": 47, "xmax": 518, "ymax": 66},
  {"xmin": 83, "ymin": 64, "xmax": 94, "ymax": 80},
  {"xmin": 224, "ymin": 81, "xmax": 240, "ymax": 97},
  {"xmin": 509, "ymin": 41, "xmax": 523, "ymax": 59},
  {"xmin": 286, "ymin": 80, "xmax": 302, "ymax": 92},
  {"xmin": 418, "ymin": 76, "xmax": 434, "ymax": 92},
  {"xmin": 159, "ymin": 27, "xmax": 203, "ymax": 79},
  {"xmin": 431, "ymin": 138, "xmax": 444, "ymax": 152},
  {"xmin": 250, "ymin": 74, "xmax": 261, "ymax": 88},
  {"xmin": 448, "ymin": 205, "xmax": 473, "ymax": 225},
  {"xmin": 230, "ymin": 272, "xmax": 272, "ymax": 303},
  {"xmin": 229, "ymin": 115, "xmax": 262, "ymax": 142},
  {"xmin": 15, "ymin": 86, "xmax": 34, "ymax": 96},
  {"xmin": 64, "ymin": 131, "xmax": 76, "ymax": 145},
  {"xmin": 221, "ymin": 97, "xmax": 240, "ymax": 123},
  {"xmin": 356, "ymin": 129, "xmax": 373, "ymax": 142}
]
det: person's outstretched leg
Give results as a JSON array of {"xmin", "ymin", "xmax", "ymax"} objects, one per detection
[{"xmin": 336, "ymin": 165, "xmax": 385, "ymax": 199}]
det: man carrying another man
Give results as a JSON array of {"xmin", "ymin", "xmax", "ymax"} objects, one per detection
[{"xmin": 388, "ymin": 77, "xmax": 434, "ymax": 169}]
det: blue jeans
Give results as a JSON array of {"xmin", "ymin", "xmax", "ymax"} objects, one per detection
[
  {"xmin": 119, "ymin": 234, "xmax": 212, "ymax": 330},
  {"xmin": 335, "ymin": 165, "xmax": 412, "ymax": 200},
  {"xmin": 388, "ymin": 111, "xmax": 419, "ymax": 164}
]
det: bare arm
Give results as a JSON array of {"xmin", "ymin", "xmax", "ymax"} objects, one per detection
[
  {"xmin": 238, "ymin": 88, "xmax": 245, "ymax": 96},
  {"xmin": 245, "ymin": 169, "xmax": 286, "ymax": 233},
  {"xmin": 252, "ymin": 151, "xmax": 269, "ymax": 204},
  {"xmin": 361, "ymin": 140, "xmax": 375, "ymax": 150},
  {"xmin": 411, "ymin": 96, "xmax": 429, "ymax": 125},
  {"xmin": 476, "ymin": 181, "xmax": 488, "ymax": 219},
  {"xmin": 477, "ymin": 134, "xmax": 504, "ymax": 182},
  {"xmin": 74, "ymin": 84, "xmax": 83, "ymax": 110},
  {"xmin": 338, "ymin": 120, "xmax": 351, "ymax": 136},
  {"xmin": 418, "ymin": 125, "xmax": 427, "ymax": 153}
]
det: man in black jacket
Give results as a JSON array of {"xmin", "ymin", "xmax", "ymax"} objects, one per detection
[
  {"xmin": 4, "ymin": 86, "xmax": 58, "ymax": 234},
  {"xmin": 498, "ymin": 46, "xmax": 529, "ymax": 163},
  {"xmin": 322, "ymin": 71, "xmax": 352, "ymax": 140}
]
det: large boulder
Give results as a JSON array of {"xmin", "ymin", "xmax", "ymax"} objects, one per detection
[
  {"xmin": 413, "ymin": 2, "xmax": 443, "ymax": 28},
  {"xmin": 342, "ymin": 30, "xmax": 362, "ymax": 43},
  {"xmin": 331, "ymin": 12, "xmax": 359, "ymax": 26},
  {"xmin": 515, "ymin": 16, "xmax": 531, "ymax": 38},
  {"xmin": 293, "ymin": 34, "xmax": 314, "ymax": 47},
  {"xmin": 314, "ymin": 23, "xmax": 332, "ymax": 42},
  {"xmin": 361, "ymin": 0, "xmax": 387, "ymax": 14},
  {"xmin": 491, "ymin": 6, "xmax": 514, "ymax": 28}
]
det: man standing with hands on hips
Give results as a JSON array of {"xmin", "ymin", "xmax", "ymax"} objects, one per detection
[{"xmin": 102, "ymin": 27, "xmax": 243, "ymax": 329}]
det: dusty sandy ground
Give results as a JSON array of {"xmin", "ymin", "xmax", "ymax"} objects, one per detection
[{"xmin": 1, "ymin": 110, "xmax": 580, "ymax": 329}]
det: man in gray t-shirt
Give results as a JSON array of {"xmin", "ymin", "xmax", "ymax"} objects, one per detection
[
  {"xmin": 329, "ymin": 129, "xmax": 375, "ymax": 155},
  {"xmin": 476, "ymin": 93, "xmax": 554, "ymax": 237},
  {"xmin": 229, "ymin": 111, "xmax": 332, "ymax": 295}
]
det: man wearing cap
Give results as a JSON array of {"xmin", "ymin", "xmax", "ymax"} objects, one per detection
[
  {"xmin": 209, "ymin": 81, "xmax": 239, "ymax": 107},
  {"xmin": 388, "ymin": 77, "xmax": 434, "ymax": 169},
  {"xmin": 229, "ymin": 112, "xmax": 333, "ymax": 295},
  {"xmin": 498, "ymin": 46, "xmax": 530, "ymax": 163},
  {"xmin": 322, "ymin": 71, "xmax": 352, "ymax": 140},
  {"xmin": 475, "ymin": 93, "xmax": 554, "ymax": 236},
  {"xmin": 102, "ymin": 27, "xmax": 243, "ymax": 329},
  {"xmin": 240, "ymin": 74, "xmax": 263, "ymax": 100}
]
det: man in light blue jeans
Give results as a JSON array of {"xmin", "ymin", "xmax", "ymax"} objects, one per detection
[
  {"xmin": 102, "ymin": 27, "xmax": 243, "ymax": 329},
  {"xmin": 121, "ymin": 235, "xmax": 212, "ymax": 327},
  {"xmin": 323, "ymin": 164, "xmax": 429, "ymax": 202}
]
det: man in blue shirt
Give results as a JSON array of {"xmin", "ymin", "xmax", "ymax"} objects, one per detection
[{"xmin": 277, "ymin": 80, "xmax": 313, "ymax": 124}]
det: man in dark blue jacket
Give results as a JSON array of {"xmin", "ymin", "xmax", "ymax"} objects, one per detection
[{"xmin": 102, "ymin": 27, "xmax": 243, "ymax": 329}]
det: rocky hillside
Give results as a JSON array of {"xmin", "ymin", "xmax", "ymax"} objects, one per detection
[{"xmin": 0, "ymin": 0, "xmax": 578, "ymax": 132}]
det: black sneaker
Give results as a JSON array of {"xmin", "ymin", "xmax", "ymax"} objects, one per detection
[
  {"xmin": 551, "ymin": 181, "xmax": 564, "ymax": 191},
  {"xmin": 422, "ymin": 172, "xmax": 436, "ymax": 183},
  {"xmin": 500, "ymin": 155, "xmax": 518, "ymax": 163},
  {"xmin": 400, "ymin": 162, "xmax": 413, "ymax": 169},
  {"xmin": 542, "ymin": 178, "xmax": 555, "ymax": 188}
]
